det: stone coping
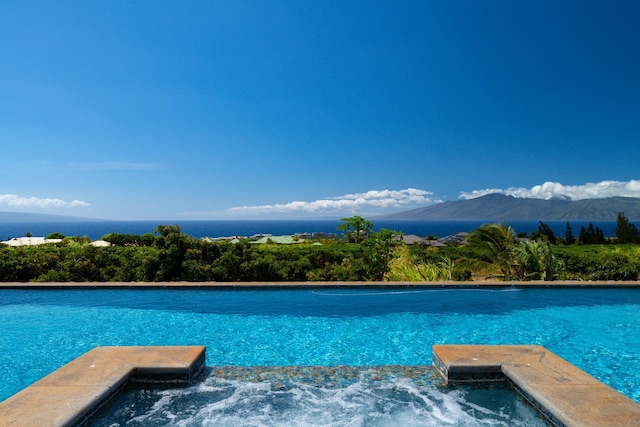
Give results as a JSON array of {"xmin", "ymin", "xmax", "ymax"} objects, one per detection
[
  {"xmin": 1, "ymin": 280, "xmax": 639, "ymax": 289},
  {"xmin": 433, "ymin": 345, "xmax": 640, "ymax": 427},
  {"xmin": 0, "ymin": 346, "xmax": 206, "ymax": 427}
]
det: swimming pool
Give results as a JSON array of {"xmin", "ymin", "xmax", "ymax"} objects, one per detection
[{"xmin": 1, "ymin": 287, "xmax": 638, "ymax": 407}]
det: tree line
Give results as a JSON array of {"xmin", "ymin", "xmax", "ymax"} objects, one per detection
[
  {"xmin": 1, "ymin": 215, "xmax": 639, "ymax": 283},
  {"xmin": 528, "ymin": 212, "xmax": 640, "ymax": 245}
]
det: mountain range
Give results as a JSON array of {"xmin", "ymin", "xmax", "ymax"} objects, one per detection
[
  {"xmin": 4, "ymin": 195, "xmax": 640, "ymax": 222},
  {"xmin": 376, "ymin": 194, "xmax": 640, "ymax": 221}
]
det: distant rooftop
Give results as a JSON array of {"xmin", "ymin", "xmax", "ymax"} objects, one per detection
[{"xmin": 1, "ymin": 237, "xmax": 62, "ymax": 247}]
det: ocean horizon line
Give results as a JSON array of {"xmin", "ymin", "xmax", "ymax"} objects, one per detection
[{"xmin": 0, "ymin": 219, "xmax": 632, "ymax": 242}]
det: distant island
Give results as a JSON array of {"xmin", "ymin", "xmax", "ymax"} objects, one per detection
[
  {"xmin": 375, "ymin": 194, "xmax": 640, "ymax": 221},
  {"xmin": 5, "ymin": 194, "xmax": 640, "ymax": 223},
  {"xmin": 0, "ymin": 212, "xmax": 100, "ymax": 222}
]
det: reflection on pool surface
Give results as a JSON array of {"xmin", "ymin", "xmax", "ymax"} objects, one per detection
[{"xmin": 1, "ymin": 287, "xmax": 639, "ymax": 404}]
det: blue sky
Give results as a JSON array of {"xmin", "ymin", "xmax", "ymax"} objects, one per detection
[{"xmin": 2, "ymin": 1, "xmax": 640, "ymax": 220}]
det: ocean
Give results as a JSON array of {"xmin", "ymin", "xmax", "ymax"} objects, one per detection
[{"xmin": 0, "ymin": 219, "xmax": 628, "ymax": 241}]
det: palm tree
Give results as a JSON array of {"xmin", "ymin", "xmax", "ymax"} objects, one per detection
[
  {"xmin": 511, "ymin": 240, "xmax": 565, "ymax": 281},
  {"xmin": 463, "ymin": 224, "xmax": 566, "ymax": 281},
  {"xmin": 464, "ymin": 224, "xmax": 517, "ymax": 279}
]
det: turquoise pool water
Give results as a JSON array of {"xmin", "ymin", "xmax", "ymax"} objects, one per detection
[{"xmin": 1, "ymin": 287, "xmax": 639, "ymax": 408}]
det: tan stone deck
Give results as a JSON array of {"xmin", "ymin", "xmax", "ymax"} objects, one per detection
[
  {"xmin": 0, "ymin": 346, "xmax": 205, "ymax": 427},
  {"xmin": 433, "ymin": 345, "xmax": 640, "ymax": 427}
]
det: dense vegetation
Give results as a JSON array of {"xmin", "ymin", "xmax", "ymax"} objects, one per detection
[{"xmin": 1, "ymin": 215, "xmax": 639, "ymax": 282}]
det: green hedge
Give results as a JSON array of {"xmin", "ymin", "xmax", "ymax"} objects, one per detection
[{"xmin": 2, "ymin": 232, "xmax": 639, "ymax": 282}]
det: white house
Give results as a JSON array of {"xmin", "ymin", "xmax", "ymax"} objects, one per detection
[{"xmin": 1, "ymin": 237, "xmax": 63, "ymax": 247}]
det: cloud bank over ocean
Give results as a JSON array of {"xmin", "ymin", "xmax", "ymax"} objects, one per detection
[
  {"xmin": 217, "ymin": 180, "xmax": 640, "ymax": 218},
  {"xmin": 221, "ymin": 180, "xmax": 640, "ymax": 217},
  {"xmin": 0, "ymin": 194, "xmax": 89, "ymax": 209},
  {"xmin": 5, "ymin": 179, "xmax": 640, "ymax": 218},
  {"xmin": 225, "ymin": 188, "xmax": 439, "ymax": 217},
  {"xmin": 460, "ymin": 180, "xmax": 640, "ymax": 201}
]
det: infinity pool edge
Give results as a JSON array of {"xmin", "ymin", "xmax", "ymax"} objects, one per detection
[{"xmin": 1, "ymin": 280, "xmax": 640, "ymax": 289}]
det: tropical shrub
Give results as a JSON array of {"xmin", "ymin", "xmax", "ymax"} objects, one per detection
[{"xmin": 0, "ymin": 223, "xmax": 638, "ymax": 283}]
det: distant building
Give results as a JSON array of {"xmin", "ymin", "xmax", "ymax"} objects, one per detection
[
  {"xmin": 250, "ymin": 233, "xmax": 272, "ymax": 239},
  {"xmin": 419, "ymin": 239, "xmax": 447, "ymax": 247},
  {"xmin": 251, "ymin": 235, "xmax": 295, "ymax": 244},
  {"xmin": 202, "ymin": 236, "xmax": 243, "ymax": 243},
  {"xmin": 438, "ymin": 232, "xmax": 469, "ymax": 246},
  {"xmin": 1, "ymin": 237, "xmax": 62, "ymax": 247},
  {"xmin": 0, "ymin": 237, "xmax": 115, "ymax": 247},
  {"xmin": 402, "ymin": 234, "xmax": 423, "ymax": 245}
]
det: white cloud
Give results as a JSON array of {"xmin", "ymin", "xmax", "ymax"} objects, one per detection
[
  {"xmin": 0, "ymin": 194, "xmax": 90, "ymax": 208},
  {"xmin": 214, "ymin": 188, "xmax": 438, "ymax": 217},
  {"xmin": 460, "ymin": 180, "xmax": 640, "ymax": 201}
]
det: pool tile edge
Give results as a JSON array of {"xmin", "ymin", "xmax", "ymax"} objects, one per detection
[
  {"xmin": 2, "ymin": 280, "xmax": 640, "ymax": 289},
  {"xmin": 0, "ymin": 346, "xmax": 206, "ymax": 427},
  {"xmin": 433, "ymin": 344, "xmax": 640, "ymax": 427}
]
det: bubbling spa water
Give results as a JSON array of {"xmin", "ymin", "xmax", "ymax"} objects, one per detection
[{"xmin": 91, "ymin": 367, "xmax": 545, "ymax": 426}]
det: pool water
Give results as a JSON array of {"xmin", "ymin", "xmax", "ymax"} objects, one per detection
[{"xmin": 1, "ymin": 287, "xmax": 639, "ymax": 406}]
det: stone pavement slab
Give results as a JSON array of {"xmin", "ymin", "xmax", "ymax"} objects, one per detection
[
  {"xmin": 0, "ymin": 346, "xmax": 205, "ymax": 427},
  {"xmin": 433, "ymin": 344, "xmax": 640, "ymax": 427}
]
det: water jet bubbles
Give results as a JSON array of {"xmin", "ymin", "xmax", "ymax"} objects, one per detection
[{"xmin": 92, "ymin": 370, "xmax": 546, "ymax": 426}]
